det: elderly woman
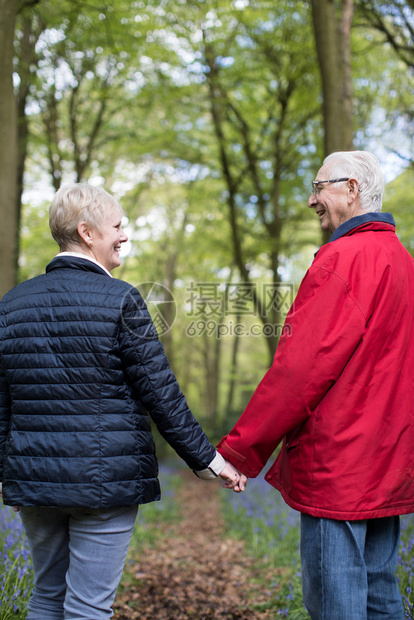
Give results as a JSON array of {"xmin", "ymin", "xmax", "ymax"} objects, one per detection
[{"xmin": 0, "ymin": 183, "xmax": 242, "ymax": 620}]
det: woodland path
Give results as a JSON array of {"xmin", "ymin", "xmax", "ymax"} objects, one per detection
[{"xmin": 113, "ymin": 470, "xmax": 275, "ymax": 620}]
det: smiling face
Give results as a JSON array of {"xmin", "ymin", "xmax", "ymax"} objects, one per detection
[
  {"xmin": 308, "ymin": 163, "xmax": 362, "ymax": 235},
  {"xmin": 88, "ymin": 205, "xmax": 128, "ymax": 272}
]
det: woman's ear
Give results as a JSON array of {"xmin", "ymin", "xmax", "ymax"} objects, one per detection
[{"xmin": 77, "ymin": 221, "xmax": 94, "ymax": 247}]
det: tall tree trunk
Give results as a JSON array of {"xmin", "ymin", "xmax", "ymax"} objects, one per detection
[
  {"xmin": 202, "ymin": 315, "xmax": 222, "ymax": 427},
  {"xmin": 310, "ymin": 0, "xmax": 354, "ymax": 155},
  {"xmin": 16, "ymin": 14, "xmax": 44, "ymax": 273},
  {"xmin": 339, "ymin": 0, "xmax": 354, "ymax": 143},
  {"xmin": 310, "ymin": 0, "xmax": 355, "ymax": 243},
  {"xmin": 0, "ymin": 0, "xmax": 19, "ymax": 297}
]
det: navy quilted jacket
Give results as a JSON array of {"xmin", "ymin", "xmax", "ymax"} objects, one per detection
[{"xmin": 0, "ymin": 256, "xmax": 216, "ymax": 508}]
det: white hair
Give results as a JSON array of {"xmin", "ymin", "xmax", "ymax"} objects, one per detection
[
  {"xmin": 49, "ymin": 183, "xmax": 122, "ymax": 250},
  {"xmin": 323, "ymin": 151, "xmax": 384, "ymax": 213}
]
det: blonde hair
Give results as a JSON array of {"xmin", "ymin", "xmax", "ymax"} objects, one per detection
[
  {"xmin": 324, "ymin": 151, "xmax": 384, "ymax": 213},
  {"xmin": 49, "ymin": 183, "xmax": 122, "ymax": 250}
]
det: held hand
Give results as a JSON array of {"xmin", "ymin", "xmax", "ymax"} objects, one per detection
[
  {"xmin": 219, "ymin": 461, "xmax": 247, "ymax": 493},
  {"xmin": 219, "ymin": 461, "xmax": 239, "ymax": 488},
  {"xmin": 227, "ymin": 472, "xmax": 247, "ymax": 493},
  {"xmin": 234, "ymin": 473, "xmax": 247, "ymax": 493}
]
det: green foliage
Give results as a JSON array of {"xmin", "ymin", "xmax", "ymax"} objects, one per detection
[
  {"xmin": 19, "ymin": 199, "xmax": 58, "ymax": 281},
  {"xmin": 383, "ymin": 168, "xmax": 414, "ymax": 254}
]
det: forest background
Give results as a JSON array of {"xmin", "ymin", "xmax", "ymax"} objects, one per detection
[{"xmin": 1, "ymin": 0, "xmax": 413, "ymax": 443}]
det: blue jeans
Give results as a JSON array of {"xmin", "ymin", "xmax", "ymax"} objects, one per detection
[
  {"xmin": 20, "ymin": 505, "xmax": 138, "ymax": 620},
  {"xmin": 300, "ymin": 514, "xmax": 404, "ymax": 620}
]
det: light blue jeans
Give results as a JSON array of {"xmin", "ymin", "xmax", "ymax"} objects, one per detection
[
  {"xmin": 300, "ymin": 514, "xmax": 404, "ymax": 620},
  {"xmin": 20, "ymin": 505, "xmax": 138, "ymax": 620}
]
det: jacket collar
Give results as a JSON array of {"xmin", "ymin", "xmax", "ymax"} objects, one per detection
[
  {"xmin": 329, "ymin": 212, "xmax": 395, "ymax": 243},
  {"xmin": 46, "ymin": 254, "xmax": 111, "ymax": 277}
]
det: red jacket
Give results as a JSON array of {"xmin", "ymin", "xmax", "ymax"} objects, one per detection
[{"xmin": 218, "ymin": 214, "xmax": 414, "ymax": 520}]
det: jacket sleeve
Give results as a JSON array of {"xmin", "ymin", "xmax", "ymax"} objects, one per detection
[
  {"xmin": 118, "ymin": 285, "xmax": 216, "ymax": 471},
  {"xmin": 217, "ymin": 263, "xmax": 367, "ymax": 477}
]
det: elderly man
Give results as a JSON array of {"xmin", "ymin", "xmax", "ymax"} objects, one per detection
[{"xmin": 218, "ymin": 151, "xmax": 414, "ymax": 619}]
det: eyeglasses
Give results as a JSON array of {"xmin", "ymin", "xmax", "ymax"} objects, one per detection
[{"xmin": 311, "ymin": 178, "xmax": 349, "ymax": 196}]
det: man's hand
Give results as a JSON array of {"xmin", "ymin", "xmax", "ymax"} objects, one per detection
[{"xmin": 219, "ymin": 461, "xmax": 247, "ymax": 493}]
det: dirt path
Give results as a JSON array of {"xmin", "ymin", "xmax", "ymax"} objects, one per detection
[{"xmin": 113, "ymin": 470, "xmax": 274, "ymax": 620}]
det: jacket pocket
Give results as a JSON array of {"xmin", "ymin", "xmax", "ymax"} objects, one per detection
[
  {"xmin": 285, "ymin": 424, "xmax": 304, "ymax": 451},
  {"xmin": 286, "ymin": 439, "xmax": 300, "ymax": 451}
]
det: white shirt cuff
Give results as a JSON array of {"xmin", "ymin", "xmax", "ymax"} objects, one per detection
[{"xmin": 194, "ymin": 452, "xmax": 226, "ymax": 480}]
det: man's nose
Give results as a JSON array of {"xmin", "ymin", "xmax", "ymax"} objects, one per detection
[{"xmin": 308, "ymin": 192, "xmax": 318, "ymax": 208}]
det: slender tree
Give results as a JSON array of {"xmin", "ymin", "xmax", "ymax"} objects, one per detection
[
  {"xmin": 309, "ymin": 0, "xmax": 354, "ymax": 244},
  {"xmin": 0, "ymin": 0, "xmax": 19, "ymax": 297},
  {"xmin": 310, "ymin": 0, "xmax": 355, "ymax": 156},
  {"xmin": 15, "ymin": 8, "xmax": 45, "ymax": 257}
]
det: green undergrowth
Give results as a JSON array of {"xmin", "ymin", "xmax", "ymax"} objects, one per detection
[{"xmin": 220, "ymin": 472, "xmax": 309, "ymax": 618}]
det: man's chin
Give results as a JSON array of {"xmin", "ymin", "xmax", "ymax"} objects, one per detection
[{"xmin": 319, "ymin": 218, "xmax": 332, "ymax": 234}]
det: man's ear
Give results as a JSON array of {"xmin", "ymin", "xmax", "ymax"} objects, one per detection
[
  {"xmin": 347, "ymin": 178, "xmax": 359, "ymax": 203},
  {"xmin": 77, "ymin": 221, "xmax": 93, "ymax": 246}
]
